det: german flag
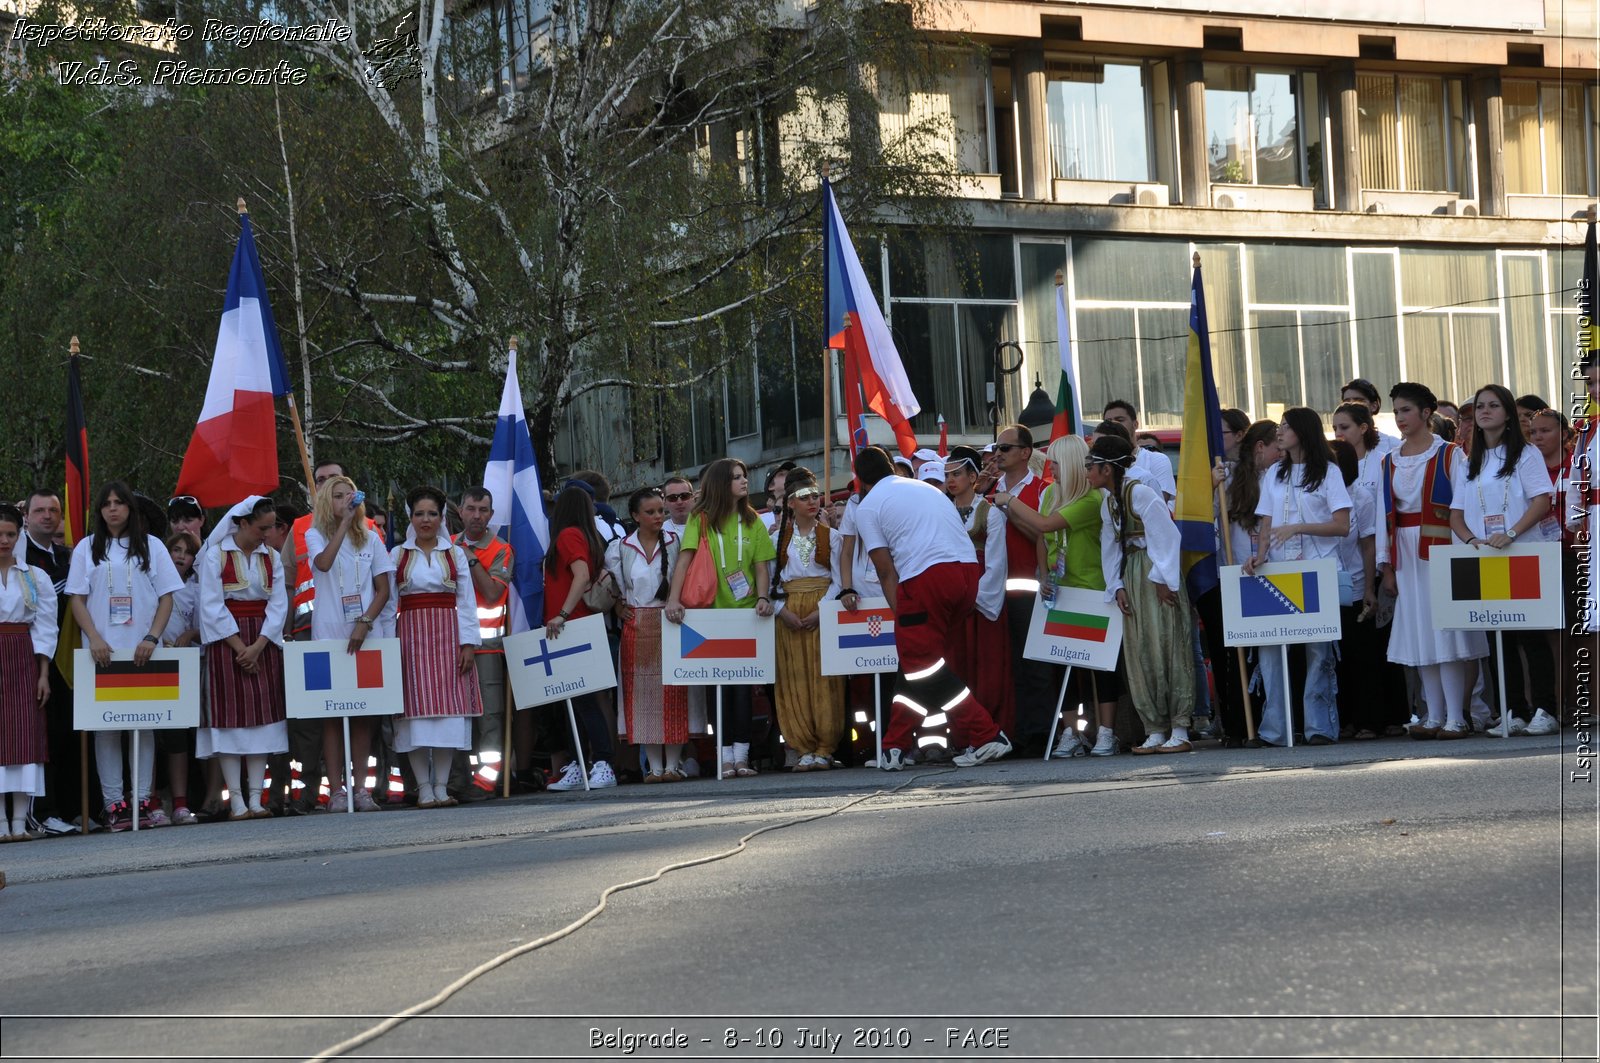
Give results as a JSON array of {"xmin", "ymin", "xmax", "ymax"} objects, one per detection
[
  {"xmin": 1043, "ymin": 608, "xmax": 1110, "ymax": 643},
  {"xmin": 1451, "ymin": 555, "xmax": 1541, "ymax": 601},
  {"xmin": 94, "ymin": 660, "xmax": 181, "ymax": 702}
]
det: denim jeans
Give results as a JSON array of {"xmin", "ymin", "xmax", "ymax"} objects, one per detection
[{"xmin": 1255, "ymin": 641, "xmax": 1339, "ymax": 743}]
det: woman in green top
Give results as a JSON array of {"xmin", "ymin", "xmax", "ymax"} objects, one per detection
[
  {"xmin": 665, "ymin": 458, "xmax": 776, "ymax": 777},
  {"xmin": 996, "ymin": 434, "xmax": 1121, "ymax": 757}
]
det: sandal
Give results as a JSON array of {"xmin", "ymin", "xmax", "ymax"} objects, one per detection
[
  {"xmin": 733, "ymin": 762, "xmax": 758, "ymax": 777},
  {"xmin": 1352, "ymin": 729, "xmax": 1379, "ymax": 741},
  {"xmin": 661, "ymin": 768, "xmax": 686, "ymax": 782},
  {"xmin": 642, "ymin": 771, "xmax": 665, "ymax": 784},
  {"xmin": 719, "ymin": 761, "xmax": 737, "ymax": 779}
]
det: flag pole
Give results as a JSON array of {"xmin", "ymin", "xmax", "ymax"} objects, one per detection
[
  {"xmin": 821, "ymin": 164, "xmax": 833, "ymax": 503},
  {"xmin": 1214, "ymin": 457, "xmax": 1257, "ymax": 741},
  {"xmin": 68, "ymin": 336, "xmax": 91, "ymax": 834},
  {"xmin": 239, "ymin": 197, "xmax": 316, "ymax": 492}
]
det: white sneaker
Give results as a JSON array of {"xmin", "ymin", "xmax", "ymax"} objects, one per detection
[
  {"xmin": 587, "ymin": 761, "xmax": 618, "ymax": 788},
  {"xmin": 1525, "ymin": 708, "xmax": 1560, "ymax": 736},
  {"xmin": 328, "ymin": 787, "xmax": 350, "ymax": 814},
  {"xmin": 547, "ymin": 761, "xmax": 585, "ymax": 792},
  {"xmin": 1489, "ymin": 715, "xmax": 1528, "ymax": 736},
  {"xmin": 953, "ymin": 732, "xmax": 1012, "ymax": 767},
  {"xmin": 353, "ymin": 788, "xmax": 381, "ymax": 812},
  {"xmin": 1089, "ymin": 729, "xmax": 1120, "ymax": 757},
  {"xmin": 1051, "ymin": 729, "xmax": 1086, "ymax": 759},
  {"xmin": 878, "ymin": 748, "xmax": 905, "ymax": 771}
]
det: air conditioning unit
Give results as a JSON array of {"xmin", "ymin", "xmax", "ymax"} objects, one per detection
[
  {"xmin": 1444, "ymin": 199, "xmax": 1480, "ymax": 217},
  {"xmin": 1214, "ymin": 190, "xmax": 1247, "ymax": 209},
  {"xmin": 1132, "ymin": 183, "xmax": 1167, "ymax": 207}
]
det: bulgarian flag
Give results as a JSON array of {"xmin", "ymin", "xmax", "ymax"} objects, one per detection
[
  {"xmin": 824, "ymin": 178, "xmax": 921, "ymax": 458},
  {"xmin": 1051, "ymin": 270, "xmax": 1081, "ymax": 440},
  {"xmin": 174, "ymin": 204, "xmax": 291, "ymax": 506}
]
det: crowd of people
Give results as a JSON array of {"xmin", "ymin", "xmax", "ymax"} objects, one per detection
[{"xmin": 0, "ymin": 362, "xmax": 1591, "ymax": 839}]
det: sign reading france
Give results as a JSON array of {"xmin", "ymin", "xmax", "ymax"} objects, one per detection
[
  {"xmin": 504, "ymin": 614, "xmax": 617, "ymax": 708},
  {"xmin": 283, "ymin": 638, "xmax": 403, "ymax": 718}
]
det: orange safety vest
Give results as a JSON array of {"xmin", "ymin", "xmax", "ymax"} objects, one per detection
[{"xmin": 454, "ymin": 532, "xmax": 514, "ymax": 651}]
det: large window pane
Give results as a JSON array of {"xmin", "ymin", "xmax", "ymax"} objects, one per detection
[
  {"xmin": 1252, "ymin": 309, "xmax": 1300, "ymax": 418},
  {"xmin": 1302, "ymin": 310, "xmax": 1353, "ymax": 415},
  {"xmin": 1402, "ymin": 315, "xmax": 1450, "ymax": 398},
  {"xmin": 1545, "ymin": 82, "xmax": 1589, "ymax": 196},
  {"xmin": 1077, "ymin": 307, "xmax": 1138, "ymax": 415},
  {"xmin": 1252, "ymin": 70, "xmax": 1301, "ymax": 187},
  {"xmin": 1073, "ymin": 238, "xmax": 1188, "ymax": 302},
  {"xmin": 757, "ymin": 318, "xmax": 798, "ymax": 451},
  {"xmin": 1020, "ymin": 242, "xmax": 1070, "ymax": 406},
  {"xmin": 959, "ymin": 305, "xmax": 1016, "ymax": 432},
  {"xmin": 1248, "ymin": 243, "xmax": 1347, "ymax": 305},
  {"xmin": 796, "ymin": 326, "xmax": 825, "ymax": 447},
  {"xmin": 1205, "ymin": 64, "xmax": 1252, "ymax": 183},
  {"xmin": 891, "ymin": 303, "xmax": 962, "ymax": 434},
  {"xmin": 1357, "ymin": 74, "xmax": 1399, "ymax": 190},
  {"xmin": 1453, "ymin": 315, "xmax": 1501, "ymax": 397},
  {"xmin": 1047, "ymin": 60, "xmax": 1152, "ymax": 181},
  {"xmin": 1138, "ymin": 307, "xmax": 1189, "ymax": 426},
  {"xmin": 888, "ymin": 233, "xmax": 1015, "ymax": 300},
  {"xmin": 1194, "ymin": 243, "xmax": 1245, "ymax": 410},
  {"xmin": 1503, "ymin": 80, "xmax": 1542, "ymax": 194},
  {"xmin": 1353, "ymin": 252, "xmax": 1400, "ymax": 390},
  {"xmin": 1503, "ymin": 256, "xmax": 1551, "ymax": 401},
  {"xmin": 879, "ymin": 58, "xmax": 991, "ymax": 174},
  {"xmin": 1399, "ymin": 248, "xmax": 1494, "ymax": 308},
  {"xmin": 1399, "ymin": 76, "xmax": 1448, "ymax": 191}
]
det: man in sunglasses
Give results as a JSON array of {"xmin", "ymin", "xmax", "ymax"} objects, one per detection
[
  {"xmin": 990, "ymin": 424, "xmax": 1053, "ymax": 751},
  {"xmin": 661, "ymin": 476, "xmax": 695, "ymax": 538}
]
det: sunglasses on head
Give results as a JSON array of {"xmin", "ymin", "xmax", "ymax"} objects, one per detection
[{"xmin": 168, "ymin": 495, "xmax": 199, "ymax": 508}]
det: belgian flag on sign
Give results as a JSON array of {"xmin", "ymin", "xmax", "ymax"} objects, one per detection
[{"xmin": 1450, "ymin": 554, "xmax": 1541, "ymax": 601}]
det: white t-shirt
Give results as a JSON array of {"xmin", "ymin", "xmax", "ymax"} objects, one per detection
[
  {"xmin": 304, "ymin": 525, "xmax": 397, "ymax": 641},
  {"xmin": 1336, "ymin": 481, "xmax": 1378, "ymax": 598},
  {"xmin": 836, "ymin": 496, "xmax": 882, "ymax": 596},
  {"xmin": 65, "ymin": 535, "xmax": 185, "ymax": 650},
  {"xmin": 1450, "ymin": 443, "xmax": 1554, "ymax": 541},
  {"xmin": 1254, "ymin": 462, "xmax": 1354, "ymax": 563},
  {"xmin": 853, "ymin": 476, "xmax": 976, "ymax": 584},
  {"xmin": 1133, "ymin": 446, "xmax": 1177, "ymax": 502}
]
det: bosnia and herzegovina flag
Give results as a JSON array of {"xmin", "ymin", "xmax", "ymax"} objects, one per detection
[
  {"xmin": 94, "ymin": 660, "xmax": 181, "ymax": 701},
  {"xmin": 174, "ymin": 205, "xmax": 291, "ymax": 506},
  {"xmin": 1451, "ymin": 555, "xmax": 1542, "ymax": 601},
  {"xmin": 1175, "ymin": 256, "xmax": 1226, "ymax": 601},
  {"xmin": 1043, "ymin": 607, "xmax": 1109, "ymax": 643},
  {"xmin": 1051, "ymin": 271, "xmax": 1081, "ymax": 440},
  {"xmin": 1240, "ymin": 571, "xmax": 1320, "ymax": 617},
  {"xmin": 823, "ymin": 178, "xmax": 920, "ymax": 458}
]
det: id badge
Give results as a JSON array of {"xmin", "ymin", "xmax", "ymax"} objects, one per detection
[
  {"xmin": 725, "ymin": 570, "xmax": 751, "ymax": 601},
  {"xmin": 1483, "ymin": 513, "xmax": 1507, "ymax": 538},
  {"xmin": 109, "ymin": 595, "xmax": 134, "ymax": 626},
  {"xmin": 1539, "ymin": 514, "xmax": 1561, "ymax": 540},
  {"xmin": 341, "ymin": 593, "xmax": 364, "ymax": 622},
  {"xmin": 1281, "ymin": 535, "xmax": 1305, "ymax": 562}
]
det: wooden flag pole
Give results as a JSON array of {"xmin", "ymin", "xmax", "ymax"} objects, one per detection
[
  {"xmin": 69, "ymin": 337, "xmax": 91, "ymax": 833},
  {"xmin": 238, "ymin": 197, "xmax": 316, "ymax": 492},
  {"xmin": 1215, "ymin": 456, "xmax": 1257, "ymax": 741}
]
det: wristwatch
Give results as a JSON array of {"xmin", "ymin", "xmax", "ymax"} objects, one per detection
[
  {"xmin": 354, "ymin": 616, "xmax": 373, "ymax": 626},
  {"xmin": 557, "ymin": 609, "xmax": 570, "ymax": 621},
  {"xmin": 467, "ymin": 556, "xmax": 481, "ymax": 568},
  {"xmin": 1506, "ymin": 528, "xmax": 1518, "ymax": 541},
  {"xmin": 140, "ymin": 634, "xmax": 159, "ymax": 645}
]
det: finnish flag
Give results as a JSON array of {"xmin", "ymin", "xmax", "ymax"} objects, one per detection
[{"xmin": 482, "ymin": 345, "xmax": 550, "ymax": 633}]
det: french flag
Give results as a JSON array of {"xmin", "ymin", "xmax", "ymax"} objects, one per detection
[
  {"xmin": 824, "ymin": 178, "xmax": 920, "ymax": 458},
  {"xmin": 482, "ymin": 341, "xmax": 550, "ymax": 633},
  {"xmin": 835, "ymin": 606, "xmax": 895, "ymax": 650},
  {"xmin": 175, "ymin": 208, "xmax": 291, "ymax": 506}
]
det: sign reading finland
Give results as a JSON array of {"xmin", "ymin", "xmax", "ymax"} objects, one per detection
[
  {"xmin": 661, "ymin": 608, "xmax": 774, "ymax": 685},
  {"xmin": 283, "ymin": 638, "xmax": 403, "ymax": 718},
  {"xmin": 1219, "ymin": 558, "xmax": 1342, "ymax": 646},
  {"xmin": 74, "ymin": 647, "xmax": 202, "ymax": 730},
  {"xmin": 1021, "ymin": 587, "xmax": 1122, "ymax": 671},
  {"xmin": 1427, "ymin": 542, "xmax": 1562, "ymax": 631},
  {"xmin": 818, "ymin": 598, "xmax": 898, "ymax": 675},
  {"xmin": 504, "ymin": 613, "xmax": 617, "ymax": 708}
]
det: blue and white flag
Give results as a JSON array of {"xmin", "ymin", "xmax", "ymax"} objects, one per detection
[{"xmin": 483, "ymin": 345, "xmax": 550, "ymax": 633}]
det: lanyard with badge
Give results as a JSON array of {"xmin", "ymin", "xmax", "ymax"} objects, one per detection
[
  {"xmin": 338, "ymin": 553, "xmax": 364, "ymax": 623},
  {"xmin": 1279, "ymin": 477, "xmax": 1306, "ymax": 561},
  {"xmin": 108, "ymin": 554, "xmax": 135, "ymax": 626},
  {"xmin": 714, "ymin": 521, "xmax": 751, "ymax": 600},
  {"xmin": 1476, "ymin": 466, "xmax": 1512, "ymax": 539}
]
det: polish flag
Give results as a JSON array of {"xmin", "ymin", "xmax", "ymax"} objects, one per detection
[
  {"xmin": 174, "ymin": 209, "xmax": 291, "ymax": 506},
  {"xmin": 823, "ymin": 178, "xmax": 920, "ymax": 458}
]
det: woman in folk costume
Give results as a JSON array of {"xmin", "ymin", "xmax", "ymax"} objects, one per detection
[
  {"xmin": 1376, "ymin": 382, "xmax": 1487, "ymax": 739},
  {"xmin": 768, "ymin": 468, "xmax": 845, "ymax": 772},
  {"xmin": 1087, "ymin": 435, "xmax": 1196, "ymax": 754},
  {"xmin": 159, "ymin": 530, "xmax": 202, "ymax": 825},
  {"xmin": 942, "ymin": 445, "xmax": 1014, "ymax": 751},
  {"xmin": 604, "ymin": 487, "xmax": 689, "ymax": 782},
  {"xmin": 306, "ymin": 475, "xmax": 393, "ymax": 811},
  {"xmin": 996, "ymin": 435, "xmax": 1120, "ymax": 758},
  {"xmin": 0, "ymin": 504, "xmax": 58, "ymax": 841},
  {"xmin": 67, "ymin": 480, "xmax": 183, "ymax": 831},
  {"xmin": 196, "ymin": 496, "xmax": 290, "ymax": 821},
  {"xmin": 389, "ymin": 486, "xmax": 481, "ymax": 808}
]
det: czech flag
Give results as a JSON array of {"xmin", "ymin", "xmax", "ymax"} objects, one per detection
[
  {"xmin": 681, "ymin": 622, "xmax": 757, "ymax": 660},
  {"xmin": 835, "ymin": 606, "xmax": 896, "ymax": 650},
  {"xmin": 823, "ymin": 178, "xmax": 920, "ymax": 458},
  {"xmin": 175, "ymin": 208, "xmax": 291, "ymax": 506},
  {"xmin": 1174, "ymin": 255, "xmax": 1226, "ymax": 601},
  {"xmin": 1051, "ymin": 271, "xmax": 1081, "ymax": 441},
  {"xmin": 482, "ymin": 341, "xmax": 550, "ymax": 634}
]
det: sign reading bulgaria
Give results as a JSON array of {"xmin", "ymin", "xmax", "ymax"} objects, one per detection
[
  {"xmin": 504, "ymin": 614, "xmax": 618, "ymax": 708},
  {"xmin": 74, "ymin": 647, "xmax": 201, "ymax": 729},
  {"xmin": 1219, "ymin": 559, "xmax": 1342, "ymax": 646},
  {"xmin": 818, "ymin": 598, "xmax": 898, "ymax": 675},
  {"xmin": 1021, "ymin": 587, "xmax": 1122, "ymax": 671},
  {"xmin": 1427, "ymin": 542, "xmax": 1562, "ymax": 631},
  {"xmin": 282, "ymin": 638, "xmax": 403, "ymax": 718},
  {"xmin": 661, "ymin": 609, "xmax": 774, "ymax": 685}
]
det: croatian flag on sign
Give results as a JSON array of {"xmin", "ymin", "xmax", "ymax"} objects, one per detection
[{"xmin": 835, "ymin": 606, "xmax": 895, "ymax": 650}]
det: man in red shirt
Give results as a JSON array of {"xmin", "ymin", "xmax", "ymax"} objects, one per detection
[
  {"xmin": 451, "ymin": 486, "xmax": 515, "ymax": 800},
  {"xmin": 989, "ymin": 424, "xmax": 1054, "ymax": 751}
]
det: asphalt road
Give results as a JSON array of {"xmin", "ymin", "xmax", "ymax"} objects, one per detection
[{"xmin": 1, "ymin": 734, "xmax": 1595, "ymax": 1062}]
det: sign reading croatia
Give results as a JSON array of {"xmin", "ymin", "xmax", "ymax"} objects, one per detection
[
  {"xmin": 1428, "ymin": 542, "xmax": 1562, "ymax": 631},
  {"xmin": 1219, "ymin": 559, "xmax": 1342, "ymax": 645},
  {"xmin": 504, "ymin": 614, "xmax": 617, "ymax": 708},
  {"xmin": 661, "ymin": 608, "xmax": 774, "ymax": 685},
  {"xmin": 283, "ymin": 638, "xmax": 403, "ymax": 718},
  {"xmin": 818, "ymin": 598, "xmax": 898, "ymax": 675},
  {"xmin": 1021, "ymin": 587, "xmax": 1122, "ymax": 671},
  {"xmin": 74, "ymin": 647, "xmax": 201, "ymax": 730}
]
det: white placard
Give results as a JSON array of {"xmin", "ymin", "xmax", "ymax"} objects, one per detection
[
  {"xmin": 818, "ymin": 598, "xmax": 899, "ymax": 675},
  {"xmin": 73, "ymin": 647, "xmax": 201, "ymax": 730},
  {"xmin": 1021, "ymin": 587, "xmax": 1124, "ymax": 670},
  {"xmin": 282, "ymin": 638, "xmax": 404, "ymax": 719},
  {"xmin": 661, "ymin": 609, "xmax": 774, "ymax": 685},
  {"xmin": 504, "ymin": 613, "xmax": 618, "ymax": 708},
  {"xmin": 1427, "ymin": 542, "xmax": 1563, "ymax": 631},
  {"xmin": 1219, "ymin": 558, "xmax": 1343, "ymax": 646}
]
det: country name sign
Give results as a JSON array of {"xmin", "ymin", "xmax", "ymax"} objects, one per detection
[
  {"xmin": 1219, "ymin": 558, "xmax": 1342, "ymax": 645},
  {"xmin": 74, "ymin": 647, "xmax": 201, "ymax": 729},
  {"xmin": 661, "ymin": 609, "xmax": 775, "ymax": 685},
  {"xmin": 1427, "ymin": 542, "xmax": 1562, "ymax": 630},
  {"xmin": 505, "ymin": 614, "xmax": 618, "ymax": 708},
  {"xmin": 283, "ymin": 638, "xmax": 404, "ymax": 718},
  {"xmin": 1021, "ymin": 587, "xmax": 1123, "ymax": 671},
  {"xmin": 818, "ymin": 598, "xmax": 898, "ymax": 675}
]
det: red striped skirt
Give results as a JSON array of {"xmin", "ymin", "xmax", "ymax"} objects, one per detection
[
  {"xmin": 621, "ymin": 607, "xmax": 687, "ymax": 744},
  {"xmin": 0, "ymin": 627, "xmax": 45, "ymax": 767},
  {"xmin": 397, "ymin": 596, "xmax": 481, "ymax": 719},
  {"xmin": 204, "ymin": 609, "xmax": 286, "ymax": 729}
]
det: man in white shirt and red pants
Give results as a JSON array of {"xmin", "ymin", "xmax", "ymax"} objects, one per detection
[{"xmin": 852, "ymin": 447, "xmax": 1011, "ymax": 771}]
